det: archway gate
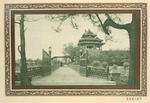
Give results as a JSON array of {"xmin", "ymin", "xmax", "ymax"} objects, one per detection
[
  {"xmin": 51, "ymin": 56, "xmax": 73, "ymax": 67},
  {"xmin": 41, "ymin": 49, "xmax": 51, "ymax": 76},
  {"xmin": 79, "ymin": 50, "xmax": 88, "ymax": 77}
]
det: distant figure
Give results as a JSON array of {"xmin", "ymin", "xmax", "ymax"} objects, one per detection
[{"xmin": 61, "ymin": 62, "xmax": 63, "ymax": 67}]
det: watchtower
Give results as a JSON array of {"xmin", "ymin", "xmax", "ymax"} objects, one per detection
[{"xmin": 77, "ymin": 29, "xmax": 105, "ymax": 50}]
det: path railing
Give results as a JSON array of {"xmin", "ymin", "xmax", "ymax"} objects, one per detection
[
  {"xmin": 69, "ymin": 63, "xmax": 123, "ymax": 85},
  {"xmin": 87, "ymin": 66, "xmax": 108, "ymax": 78},
  {"xmin": 15, "ymin": 63, "xmax": 61, "ymax": 81},
  {"xmin": 15, "ymin": 66, "xmax": 43, "ymax": 81},
  {"xmin": 87, "ymin": 66, "xmax": 122, "ymax": 85},
  {"xmin": 28, "ymin": 66, "xmax": 43, "ymax": 77}
]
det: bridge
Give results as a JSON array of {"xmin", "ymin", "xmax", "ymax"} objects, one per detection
[
  {"xmin": 15, "ymin": 49, "xmax": 121, "ymax": 86},
  {"xmin": 51, "ymin": 55, "xmax": 73, "ymax": 62},
  {"xmin": 31, "ymin": 64, "xmax": 116, "ymax": 85}
]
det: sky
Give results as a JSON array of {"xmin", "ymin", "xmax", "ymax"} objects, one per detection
[{"xmin": 15, "ymin": 14, "xmax": 132, "ymax": 60}]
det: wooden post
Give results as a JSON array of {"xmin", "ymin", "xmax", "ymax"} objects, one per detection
[
  {"xmin": 107, "ymin": 66, "xmax": 109, "ymax": 81},
  {"xmin": 86, "ymin": 50, "xmax": 88, "ymax": 77}
]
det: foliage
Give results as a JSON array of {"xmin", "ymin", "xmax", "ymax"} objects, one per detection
[
  {"xmin": 87, "ymin": 49, "xmax": 129, "ymax": 66},
  {"xmin": 52, "ymin": 59, "xmax": 61, "ymax": 63},
  {"xmin": 27, "ymin": 58, "xmax": 33, "ymax": 62},
  {"xmin": 92, "ymin": 61, "xmax": 101, "ymax": 67},
  {"xmin": 101, "ymin": 50, "xmax": 129, "ymax": 65},
  {"xmin": 34, "ymin": 58, "xmax": 42, "ymax": 65},
  {"xmin": 62, "ymin": 42, "xmax": 80, "ymax": 60},
  {"xmin": 122, "ymin": 59, "xmax": 130, "ymax": 63},
  {"xmin": 102, "ymin": 62, "xmax": 108, "ymax": 68},
  {"xmin": 123, "ymin": 62, "xmax": 129, "ymax": 69},
  {"xmin": 26, "ymin": 58, "xmax": 42, "ymax": 65}
]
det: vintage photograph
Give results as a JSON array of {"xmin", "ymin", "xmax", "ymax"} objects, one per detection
[
  {"xmin": 3, "ymin": 2, "xmax": 147, "ymax": 96},
  {"xmin": 15, "ymin": 13, "xmax": 136, "ymax": 86}
]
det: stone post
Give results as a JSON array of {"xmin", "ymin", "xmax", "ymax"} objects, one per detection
[
  {"xmin": 49, "ymin": 46, "xmax": 52, "ymax": 73},
  {"xmin": 110, "ymin": 73, "xmax": 121, "ymax": 85},
  {"xmin": 107, "ymin": 66, "xmax": 109, "ymax": 81}
]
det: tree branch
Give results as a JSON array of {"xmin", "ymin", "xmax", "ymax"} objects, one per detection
[
  {"xmin": 95, "ymin": 14, "xmax": 110, "ymax": 35},
  {"xmin": 25, "ymin": 17, "xmax": 45, "ymax": 22},
  {"xmin": 104, "ymin": 14, "xmax": 131, "ymax": 33},
  {"xmin": 24, "ymin": 28, "xmax": 27, "ymax": 32},
  {"xmin": 15, "ymin": 15, "xmax": 21, "ymax": 21},
  {"xmin": 18, "ymin": 45, "xmax": 21, "ymax": 54},
  {"xmin": 56, "ymin": 15, "xmax": 71, "ymax": 30},
  {"xmin": 89, "ymin": 14, "xmax": 99, "ymax": 24},
  {"xmin": 71, "ymin": 16, "xmax": 78, "ymax": 29}
]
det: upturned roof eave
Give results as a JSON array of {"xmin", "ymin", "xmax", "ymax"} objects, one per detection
[
  {"xmin": 79, "ymin": 39, "xmax": 103, "ymax": 42},
  {"xmin": 78, "ymin": 42, "xmax": 105, "ymax": 45},
  {"xmin": 81, "ymin": 34, "xmax": 97, "ymax": 38}
]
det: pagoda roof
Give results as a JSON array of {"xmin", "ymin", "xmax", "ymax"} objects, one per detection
[
  {"xmin": 79, "ymin": 38, "xmax": 103, "ymax": 42},
  {"xmin": 78, "ymin": 42, "xmax": 105, "ymax": 45},
  {"xmin": 80, "ymin": 35, "xmax": 103, "ymax": 41},
  {"xmin": 78, "ymin": 29, "xmax": 105, "ymax": 46},
  {"xmin": 81, "ymin": 29, "xmax": 97, "ymax": 38}
]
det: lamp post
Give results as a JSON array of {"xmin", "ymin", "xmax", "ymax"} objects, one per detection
[
  {"xmin": 80, "ymin": 48, "xmax": 84, "ymax": 56},
  {"xmin": 49, "ymin": 45, "xmax": 52, "ymax": 65},
  {"xmin": 49, "ymin": 45, "xmax": 52, "ymax": 56}
]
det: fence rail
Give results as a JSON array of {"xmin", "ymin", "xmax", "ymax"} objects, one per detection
[
  {"xmin": 87, "ymin": 66, "xmax": 108, "ymax": 78},
  {"xmin": 15, "ymin": 66, "xmax": 43, "ymax": 81},
  {"xmin": 28, "ymin": 66, "xmax": 42, "ymax": 77},
  {"xmin": 15, "ymin": 62, "xmax": 61, "ymax": 82},
  {"xmin": 69, "ymin": 63, "xmax": 109, "ymax": 79}
]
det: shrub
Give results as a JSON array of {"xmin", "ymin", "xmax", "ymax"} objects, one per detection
[
  {"xmin": 92, "ymin": 61, "xmax": 100, "ymax": 67},
  {"xmin": 123, "ymin": 62, "xmax": 129, "ymax": 69},
  {"xmin": 102, "ymin": 62, "xmax": 108, "ymax": 68},
  {"xmin": 112, "ymin": 64, "xmax": 118, "ymax": 70},
  {"xmin": 122, "ymin": 59, "xmax": 130, "ymax": 63}
]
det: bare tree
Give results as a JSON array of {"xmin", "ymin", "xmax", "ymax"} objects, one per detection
[{"xmin": 15, "ymin": 14, "xmax": 44, "ymax": 86}]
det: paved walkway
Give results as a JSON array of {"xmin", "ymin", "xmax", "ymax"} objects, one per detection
[{"xmin": 32, "ymin": 66, "xmax": 116, "ymax": 85}]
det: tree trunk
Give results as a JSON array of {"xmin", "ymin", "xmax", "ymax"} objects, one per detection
[
  {"xmin": 97, "ymin": 14, "xmax": 137, "ymax": 85},
  {"xmin": 128, "ymin": 14, "xmax": 137, "ymax": 85},
  {"xmin": 20, "ymin": 14, "xmax": 29, "ymax": 86}
]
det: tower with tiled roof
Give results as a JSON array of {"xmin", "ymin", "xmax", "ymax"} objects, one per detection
[{"xmin": 78, "ymin": 29, "xmax": 105, "ymax": 50}]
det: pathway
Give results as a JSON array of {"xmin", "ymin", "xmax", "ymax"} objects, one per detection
[{"xmin": 32, "ymin": 66, "xmax": 116, "ymax": 85}]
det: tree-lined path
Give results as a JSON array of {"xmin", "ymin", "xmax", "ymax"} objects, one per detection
[{"xmin": 32, "ymin": 66, "xmax": 116, "ymax": 85}]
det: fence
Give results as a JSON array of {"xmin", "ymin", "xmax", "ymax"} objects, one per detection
[
  {"xmin": 15, "ymin": 62, "xmax": 61, "ymax": 82},
  {"xmin": 15, "ymin": 66, "xmax": 42, "ymax": 81},
  {"xmin": 51, "ymin": 62, "xmax": 61, "ymax": 72},
  {"xmin": 87, "ymin": 66, "xmax": 108, "ymax": 78}
]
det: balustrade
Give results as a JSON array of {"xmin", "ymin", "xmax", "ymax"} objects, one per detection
[
  {"xmin": 15, "ymin": 66, "xmax": 42, "ymax": 81},
  {"xmin": 87, "ymin": 66, "xmax": 107, "ymax": 78}
]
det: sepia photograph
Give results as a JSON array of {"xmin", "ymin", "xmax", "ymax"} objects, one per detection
[
  {"xmin": 15, "ymin": 13, "xmax": 136, "ymax": 86},
  {"xmin": 3, "ymin": 3, "xmax": 147, "ymax": 96}
]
